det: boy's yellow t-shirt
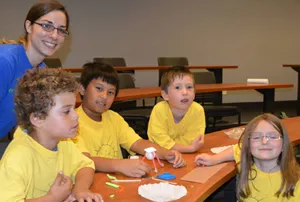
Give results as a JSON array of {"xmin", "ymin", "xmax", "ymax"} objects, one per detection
[
  {"xmin": 73, "ymin": 105, "xmax": 141, "ymax": 159},
  {"xmin": 148, "ymin": 101, "xmax": 206, "ymax": 149},
  {"xmin": 233, "ymin": 144, "xmax": 300, "ymax": 201},
  {"xmin": 0, "ymin": 128, "xmax": 95, "ymax": 201}
]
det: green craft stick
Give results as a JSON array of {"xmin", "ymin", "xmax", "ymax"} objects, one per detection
[
  {"xmin": 107, "ymin": 174, "xmax": 117, "ymax": 180},
  {"xmin": 109, "ymin": 194, "xmax": 115, "ymax": 198},
  {"xmin": 106, "ymin": 182, "xmax": 119, "ymax": 188}
]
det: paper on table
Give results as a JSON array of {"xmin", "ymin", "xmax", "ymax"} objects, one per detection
[
  {"xmin": 224, "ymin": 127, "xmax": 244, "ymax": 139},
  {"xmin": 180, "ymin": 163, "xmax": 227, "ymax": 183},
  {"xmin": 247, "ymin": 78, "xmax": 269, "ymax": 84},
  {"xmin": 138, "ymin": 182, "xmax": 187, "ymax": 202},
  {"xmin": 211, "ymin": 145, "xmax": 235, "ymax": 154}
]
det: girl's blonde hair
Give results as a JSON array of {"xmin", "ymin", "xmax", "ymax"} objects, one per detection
[{"xmin": 237, "ymin": 113, "xmax": 300, "ymax": 200}]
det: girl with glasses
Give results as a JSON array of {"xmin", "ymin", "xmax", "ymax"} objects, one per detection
[
  {"xmin": 195, "ymin": 113, "xmax": 300, "ymax": 201},
  {"xmin": 0, "ymin": 0, "xmax": 69, "ymax": 138}
]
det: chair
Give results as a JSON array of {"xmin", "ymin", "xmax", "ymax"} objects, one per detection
[
  {"xmin": 94, "ymin": 57, "xmax": 148, "ymax": 106},
  {"xmin": 193, "ymin": 72, "xmax": 241, "ymax": 132},
  {"xmin": 157, "ymin": 57, "xmax": 241, "ymax": 132},
  {"xmin": 111, "ymin": 73, "xmax": 153, "ymax": 140},
  {"xmin": 154, "ymin": 57, "xmax": 189, "ymax": 104},
  {"xmin": 157, "ymin": 57, "xmax": 189, "ymax": 86},
  {"xmin": 93, "ymin": 57, "xmax": 134, "ymax": 75},
  {"xmin": 44, "ymin": 58, "xmax": 62, "ymax": 68}
]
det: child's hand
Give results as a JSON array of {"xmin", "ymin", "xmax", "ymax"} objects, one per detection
[
  {"xmin": 165, "ymin": 150, "xmax": 186, "ymax": 168},
  {"xmin": 120, "ymin": 159, "xmax": 151, "ymax": 178},
  {"xmin": 63, "ymin": 194, "xmax": 76, "ymax": 202},
  {"xmin": 194, "ymin": 153, "xmax": 216, "ymax": 166},
  {"xmin": 191, "ymin": 134, "xmax": 204, "ymax": 152},
  {"xmin": 73, "ymin": 190, "xmax": 103, "ymax": 202},
  {"xmin": 48, "ymin": 171, "xmax": 73, "ymax": 202}
]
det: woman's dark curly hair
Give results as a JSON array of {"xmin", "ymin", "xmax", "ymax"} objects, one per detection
[{"xmin": 14, "ymin": 68, "xmax": 78, "ymax": 133}]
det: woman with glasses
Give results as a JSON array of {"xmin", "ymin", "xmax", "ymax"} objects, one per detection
[
  {"xmin": 195, "ymin": 113, "xmax": 300, "ymax": 201},
  {"xmin": 0, "ymin": 0, "xmax": 69, "ymax": 138}
]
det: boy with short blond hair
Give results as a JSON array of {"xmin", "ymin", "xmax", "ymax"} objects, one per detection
[
  {"xmin": 73, "ymin": 62, "xmax": 186, "ymax": 178},
  {"xmin": 0, "ymin": 68, "xmax": 102, "ymax": 202},
  {"xmin": 148, "ymin": 66, "xmax": 206, "ymax": 153}
]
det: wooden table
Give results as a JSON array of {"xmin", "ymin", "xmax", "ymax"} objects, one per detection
[
  {"xmin": 90, "ymin": 116, "xmax": 300, "ymax": 201},
  {"xmin": 65, "ymin": 65, "xmax": 238, "ymax": 105},
  {"xmin": 76, "ymin": 83, "xmax": 293, "ymax": 113},
  {"xmin": 283, "ymin": 64, "xmax": 300, "ymax": 115}
]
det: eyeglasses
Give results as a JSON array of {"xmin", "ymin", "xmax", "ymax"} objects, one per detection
[
  {"xmin": 34, "ymin": 22, "xmax": 69, "ymax": 36},
  {"xmin": 249, "ymin": 132, "xmax": 282, "ymax": 142}
]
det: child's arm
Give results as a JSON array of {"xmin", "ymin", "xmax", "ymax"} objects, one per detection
[
  {"xmin": 71, "ymin": 167, "xmax": 103, "ymax": 202},
  {"xmin": 130, "ymin": 139, "xmax": 186, "ymax": 168},
  {"xmin": 83, "ymin": 152, "xmax": 152, "ymax": 178},
  {"xmin": 194, "ymin": 146, "xmax": 234, "ymax": 166},
  {"xmin": 61, "ymin": 141, "xmax": 102, "ymax": 201},
  {"xmin": 172, "ymin": 134, "xmax": 204, "ymax": 153}
]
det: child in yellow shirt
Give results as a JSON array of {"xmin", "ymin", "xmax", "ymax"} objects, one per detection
[
  {"xmin": 0, "ymin": 68, "xmax": 102, "ymax": 201},
  {"xmin": 195, "ymin": 113, "xmax": 300, "ymax": 201},
  {"xmin": 148, "ymin": 66, "xmax": 206, "ymax": 153},
  {"xmin": 73, "ymin": 62, "xmax": 186, "ymax": 178}
]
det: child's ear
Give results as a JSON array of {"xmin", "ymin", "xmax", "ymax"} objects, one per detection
[
  {"xmin": 79, "ymin": 84, "xmax": 85, "ymax": 96},
  {"xmin": 29, "ymin": 113, "xmax": 42, "ymax": 127},
  {"xmin": 161, "ymin": 90, "xmax": 169, "ymax": 101}
]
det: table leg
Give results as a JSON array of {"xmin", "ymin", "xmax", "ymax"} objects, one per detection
[
  {"xmin": 208, "ymin": 68, "xmax": 223, "ymax": 105},
  {"xmin": 292, "ymin": 67, "xmax": 300, "ymax": 115},
  {"xmin": 256, "ymin": 89, "xmax": 275, "ymax": 113}
]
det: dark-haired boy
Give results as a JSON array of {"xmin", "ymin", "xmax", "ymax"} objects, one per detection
[{"xmin": 73, "ymin": 62, "xmax": 186, "ymax": 178}]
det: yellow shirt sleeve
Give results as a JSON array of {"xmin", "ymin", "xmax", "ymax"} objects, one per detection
[
  {"xmin": 233, "ymin": 143, "xmax": 241, "ymax": 164},
  {"xmin": 0, "ymin": 143, "xmax": 29, "ymax": 201},
  {"xmin": 60, "ymin": 141, "xmax": 95, "ymax": 177},
  {"xmin": 114, "ymin": 113, "xmax": 141, "ymax": 153}
]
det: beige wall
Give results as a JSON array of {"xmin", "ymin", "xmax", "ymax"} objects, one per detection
[{"xmin": 1, "ymin": 0, "xmax": 300, "ymax": 103}]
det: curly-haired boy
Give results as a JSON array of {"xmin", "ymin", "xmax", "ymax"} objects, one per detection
[{"xmin": 0, "ymin": 68, "xmax": 102, "ymax": 202}]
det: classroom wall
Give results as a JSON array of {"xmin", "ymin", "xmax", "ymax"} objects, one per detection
[{"xmin": 1, "ymin": 0, "xmax": 300, "ymax": 103}]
